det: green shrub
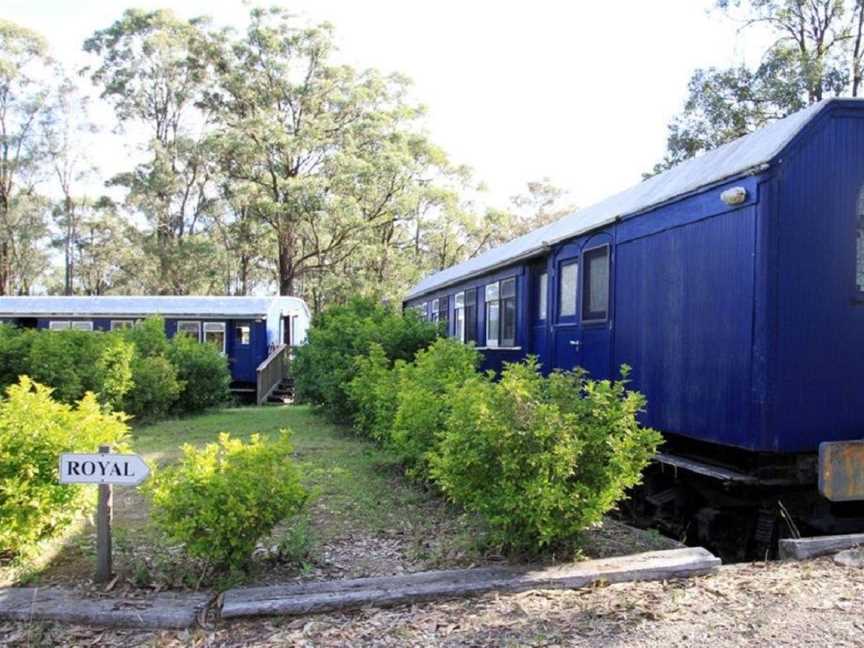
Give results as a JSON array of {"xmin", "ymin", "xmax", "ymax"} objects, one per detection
[
  {"xmin": 293, "ymin": 297, "xmax": 439, "ymax": 422},
  {"xmin": 24, "ymin": 329, "xmax": 134, "ymax": 409},
  {"xmin": 120, "ymin": 316, "xmax": 170, "ymax": 358},
  {"xmin": 429, "ymin": 360, "xmax": 662, "ymax": 550},
  {"xmin": 347, "ymin": 343, "xmax": 403, "ymax": 442},
  {"xmin": 0, "ymin": 324, "xmax": 34, "ymax": 388},
  {"xmin": 0, "ymin": 377, "xmax": 130, "ymax": 557},
  {"xmin": 388, "ymin": 338, "xmax": 480, "ymax": 480},
  {"xmin": 123, "ymin": 355, "xmax": 183, "ymax": 421},
  {"xmin": 145, "ymin": 432, "xmax": 307, "ymax": 571},
  {"xmin": 167, "ymin": 333, "xmax": 231, "ymax": 414}
]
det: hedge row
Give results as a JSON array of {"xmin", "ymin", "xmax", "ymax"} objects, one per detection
[
  {"xmin": 294, "ymin": 299, "xmax": 662, "ymax": 550},
  {"xmin": 0, "ymin": 318, "xmax": 231, "ymax": 420},
  {"xmin": 350, "ymin": 338, "xmax": 662, "ymax": 549}
]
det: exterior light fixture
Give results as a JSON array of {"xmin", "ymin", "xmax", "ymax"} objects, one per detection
[{"xmin": 721, "ymin": 186, "xmax": 748, "ymax": 205}]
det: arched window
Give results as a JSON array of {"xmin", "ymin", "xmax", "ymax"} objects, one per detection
[{"xmin": 858, "ymin": 187, "xmax": 864, "ymax": 292}]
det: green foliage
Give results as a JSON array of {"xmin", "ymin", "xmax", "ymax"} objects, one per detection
[
  {"xmin": 0, "ymin": 324, "xmax": 34, "ymax": 388},
  {"xmin": 167, "ymin": 333, "xmax": 231, "ymax": 414},
  {"xmin": 0, "ymin": 377, "xmax": 130, "ymax": 557},
  {"xmin": 388, "ymin": 338, "xmax": 480, "ymax": 480},
  {"xmin": 348, "ymin": 343, "xmax": 403, "ymax": 442},
  {"xmin": 145, "ymin": 431, "xmax": 307, "ymax": 571},
  {"xmin": 121, "ymin": 316, "xmax": 169, "ymax": 358},
  {"xmin": 123, "ymin": 355, "xmax": 183, "ymax": 421},
  {"xmin": 293, "ymin": 297, "xmax": 439, "ymax": 422},
  {"xmin": 24, "ymin": 329, "xmax": 134, "ymax": 409},
  {"xmin": 429, "ymin": 360, "xmax": 662, "ymax": 550}
]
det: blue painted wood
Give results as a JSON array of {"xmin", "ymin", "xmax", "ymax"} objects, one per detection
[{"xmin": 404, "ymin": 100, "xmax": 864, "ymax": 456}]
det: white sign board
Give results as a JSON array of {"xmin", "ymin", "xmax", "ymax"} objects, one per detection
[{"xmin": 59, "ymin": 453, "xmax": 150, "ymax": 486}]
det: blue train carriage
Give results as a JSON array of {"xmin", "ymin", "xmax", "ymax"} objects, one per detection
[
  {"xmin": 405, "ymin": 98, "xmax": 864, "ymax": 558},
  {"xmin": 0, "ymin": 296, "xmax": 310, "ymax": 405}
]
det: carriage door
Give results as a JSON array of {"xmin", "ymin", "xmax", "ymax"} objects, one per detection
[
  {"xmin": 229, "ymin": 321, "xmax": 256, "ymax": 383},
  {"xmin": 552, "ymin": 244, "xmax": 582, "ymax": 370}
]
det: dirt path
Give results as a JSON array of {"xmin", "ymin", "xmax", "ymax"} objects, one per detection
[{"xmin": 2, "ymin": 557, "xmax": 862, "ymax": 647}]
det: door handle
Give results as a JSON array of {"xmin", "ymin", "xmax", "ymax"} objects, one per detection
[{"xmin": 569, "ymin": 340, "xmax": 581, "ymax": 349}]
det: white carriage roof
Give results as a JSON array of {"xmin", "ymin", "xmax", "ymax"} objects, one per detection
[
  {"xmin": 408, "ymin": 98, "xmax": 852, "ymax": 300},
  {"xmin": 0, "ymin": 296, "xmax": 309, "ymax": 319}
]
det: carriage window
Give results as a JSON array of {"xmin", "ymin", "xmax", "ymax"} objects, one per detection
[
  {"xmin": 48, "ymin": 321, "xmax": 71, "ymax": 330},
  {"xmin": 559, "ymin": 262, "xmax": 578, "ymax": 317},
  {"xmin": 110, "ymin": 320, "xmax": 134, "ymax": 331},
  {"xmin": 485, "ymin": 283, "xmax": 500, "ymax": 347},
  {"xmin": 235, "ymin": 324, "xmax": 251, "ymax": 345},
  {"xmin": 454, "ymin": 292, "xmax": 465, "ymax": 341},
  {"xmin": 582, "ymin": 246, "xmax": 610, "ymax": 322},
  {"xmin": 537, "ymin": 272, "xmax": 548, "ymax": 320},
  {"xmin": 484, "ymin": 278, "xmax": 517, "ymax": 347},
  {"xmin": 203, "ymin": 322, "xmax": 226, "ymax": 353},
  {"xmin": 464, "ymin": 289, "xmax": 478, "ymax": 343},
  {"xmin": 71, "ymin": 321, "xmax": 94, "ymax": 331},
  {"xmin": 500, "ymin": 278, "xmax": 517, "ymax": 347},
  {"xmin": 857, "ymin": 188, "xmax": 864, "ymax": 292},
  {"xmin": 437, "ymin": 296, "xmax": 449, "ymax": 333},
  {"xmin": 177, "ymin": 321, "xmax": 201, "ymax": 341}
]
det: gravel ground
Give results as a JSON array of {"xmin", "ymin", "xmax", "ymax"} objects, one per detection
[{"xmin": 3, "ymin": 556, "xmax": 863, "ymax": 647}]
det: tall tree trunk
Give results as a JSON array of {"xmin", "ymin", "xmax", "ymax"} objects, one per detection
[{"xmin": 277, "ymin": 227, "xmax": 295, "ymax": 296}]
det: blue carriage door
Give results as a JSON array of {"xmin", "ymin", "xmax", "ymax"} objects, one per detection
[
  {"xmin": 579, "ymin": 241, "xmax": 613, "ymax": 380},
  {"xmin": 552, "ymin": 243, "xmax": 582, "ymax": 370},
  {"xmin": 229, "ymin": 320, "xmax": 257, "ymax": 383},
  {"xmin": 529, "ymin": 261, "xmax": 550, "ymax": 371}
]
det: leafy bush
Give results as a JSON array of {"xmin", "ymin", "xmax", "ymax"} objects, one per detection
[
  {"xmin": 123, "ymin": 355, "xmax": 183, "ymax": 421},
  {"xmin": 388, "ymin": 338, "xmax": 480, "ymax": 480},
  {"xmin": 293, "ymin": 297, "xmax": 439, "ymax": 422},
  {"xmin": 429, "ymin": 360, "xmax": 662, "ymax": 550},
  {"xmin": 146, "ymin": 432, "xmax": 307, "ymax": 571},
  {"xmin": 120, "ymin": 316, "xmax": 170, "ymax": 358},
  {"xmin": 167, "ymin": 333, "xmax": 231, "ymax": 414},
  {"xmin": 0, "ymin": 377, "xmax": 130, "ymax": 557},
  {"xmin": 0, "ymin": 324, "xmax": 34, "ymax": 388},
  {"xmin": 24, "ymin": 329, "xmax": 135, "ymax": 409},
  {"xmin": 348, "ymin": 343, "xmax": 403, "ymax": 442}
]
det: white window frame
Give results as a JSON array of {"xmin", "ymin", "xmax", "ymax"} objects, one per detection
[
  {"xmin": 71, "ymin": 321, "xmax": 94, "ymax": 331},
  {"xmin": 485, "ymin": 283, "xmax": 500, "ymax": 348},
  {"xmin": 538, "ymin": 272, "xmax": 548, "ymax": 321},
  {"xmin": 48, "ymin": 320, "xmax": 71, "ymax": 330},
  {"xmin": 203, "ymin": 322, "xmax": 227, "ymax": 353},
  {"xmin": 454, "ymin": 291, "xmax": 466, "ymax": 341},
  {"xmin": 177, "ymin": 320, "xmax": 201, "ymax": 341}
]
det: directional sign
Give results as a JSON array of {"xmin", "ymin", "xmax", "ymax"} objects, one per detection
[{"xmin": 59, "ymin": 453, "xmax": 150, "ymax": 486}]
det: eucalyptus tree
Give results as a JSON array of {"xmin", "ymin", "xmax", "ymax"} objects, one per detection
[
  {"xmin": 208, "ymin": 7, "xmax": 462, "ymax": 300},
  {"xmin": 0, "ymin": 20, "xmax": 54, "ymax": 294},
  {"xmin": 84, "ymin": 9, "xmax": 223, "ymax": 294},
  {"xmin": 653, "ymin": 0, "xmax": 864, "ymax": 172}
]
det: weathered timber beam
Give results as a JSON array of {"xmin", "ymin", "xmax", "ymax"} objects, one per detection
[
  {"xmin": 221, "ymin": 546, "xmax": 720, "ymax": 618},
  {"xmin": 778, "ymin": 533, "xmax": 864, "ymax": 560}
]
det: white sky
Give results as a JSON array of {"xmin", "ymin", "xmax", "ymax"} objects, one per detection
[{"xmin": 6, "ymin": 0, "xmax": 760, "ymax": 209}]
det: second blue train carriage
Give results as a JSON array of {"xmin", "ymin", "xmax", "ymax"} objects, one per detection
[{"xmin": 0, "ymin": 295, "xmax": 310, "ymax": 403}]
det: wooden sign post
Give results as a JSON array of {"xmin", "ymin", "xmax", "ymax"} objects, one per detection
[{"xmin": 59, "ymin": 448, "xmax": 150, "ymax": 584}]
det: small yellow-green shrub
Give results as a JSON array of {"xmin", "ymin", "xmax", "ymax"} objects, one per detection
[
  {"xmin": 145, "ymin": 432, "xmax": 307, "ymax": 571},
  {"xmin": 429, "ymin": 360, "xmax": 663, "ymax": 550},
  {"xmin": 0, "ymin": 377, "xmax": 130, "ymax": 557}
]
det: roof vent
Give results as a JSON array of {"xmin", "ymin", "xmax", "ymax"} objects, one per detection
[{"xmin": 721, "ymin": 186, "xmax": 748, "ymax": 206}]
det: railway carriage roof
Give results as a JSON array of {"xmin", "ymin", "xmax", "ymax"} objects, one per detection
[
  {"xmin": 0, "ymin": 296, "xmax": 309, "ymax": 319},
  {"xmin": 408, "ymin": 98, "xmax": 858, "ymax": 300}
]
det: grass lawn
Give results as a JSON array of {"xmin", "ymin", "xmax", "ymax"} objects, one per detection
[{"xmin": 4, "ymin": 405, "xmax": 487, "ymax": 590}]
